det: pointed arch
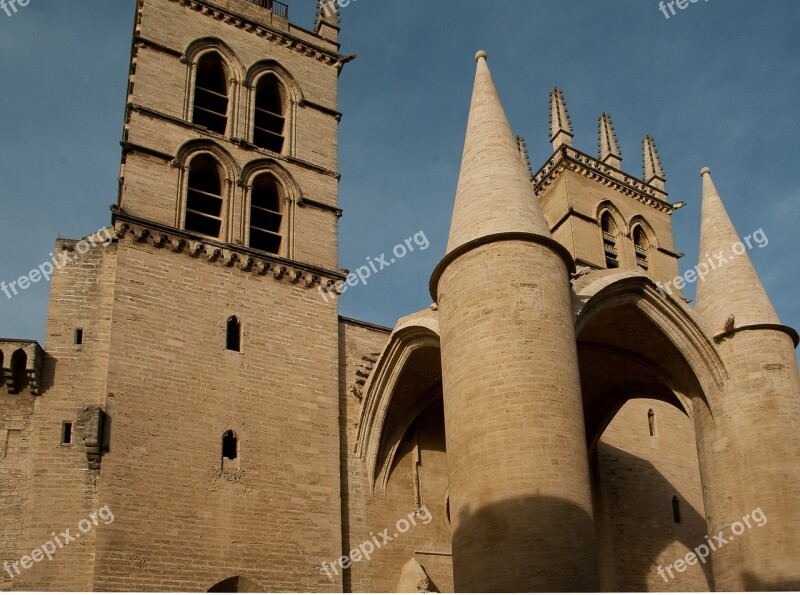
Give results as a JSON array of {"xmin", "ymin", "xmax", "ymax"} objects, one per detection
[
  {"xmin": 244, "ymin": 61, "xmax": 301, "ymax": 156},
  {"xmin": 355, "ymin": 312, "xmax": 442, "ymax": 494},
  {"xmin": 598, "ymin": 207, "xmax": 622, "ymax": 269},
  {"xmin": 239, "ymin": 160, "xmax": 301, "ymax": 258},
  {"xmin": 175, "ymin": 141, "xmax": 238, "ymax": 241},
  {"xmin": 183, "ymin": 38, "xmax": 245, "ymax": 137}
]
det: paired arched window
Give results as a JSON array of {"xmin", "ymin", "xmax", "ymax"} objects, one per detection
[
  {"xmin": 226, "ymin": 316, "xmax": 241, "ymax": 352},
  {"xmin": 600, "ymin": 212, "xmax": 619, "ymax": 269},
  {"xmin": 248, "ymin": 173, "xmax": 283, "ymax": 254},
  {"xmin": 192, "ymin": 52, "xmax": 230, "ymax": 135},
  {"xmin": 633, "ymin": 225, "xmax": 650, "ymax": 270},
  {"xmin": 185, "ymin": 154, "xmax": 224, "ymax": 238},
  {"xmin": 253, "ymin": 74, "xmax": 286, "ymax": 153}
]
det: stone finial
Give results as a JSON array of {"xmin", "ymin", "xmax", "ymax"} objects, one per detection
[
  {"xmin": 549, "ymin": 87, "xmax": 574, "ymax": 150},
  {"xmin": 642, "ymin": 135, "xmax": 666, "ymax": 191},
  {"xmin": 598, "ymin": 112, "xmax": 622, "ymax": 169},
  {"xmin": 445, "ymin": 53, "xmax": 552, "ymax": 255},
  {"xmin": 695, "ymin": 168, "xmax": 781, "ymax": 333},
  {"xmin": 314, "ymin": 0, "xmax": 340, "ymax": 41}
]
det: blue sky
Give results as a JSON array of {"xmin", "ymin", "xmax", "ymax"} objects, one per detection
[{"xmin": 0, "ymin": 0, "xmax": 798, "ymax": 344}]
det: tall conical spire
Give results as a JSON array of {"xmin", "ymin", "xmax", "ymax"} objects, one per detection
[
  {"xmin": 445, "ymin": 51, "xmax": 551, "ymax": 254},
  {"xmin": 549, "ymin": 87, "xmax": 574, "ymax": 151},
  {"xmin": 695, "ymin": 167, "xmax": 780, "ymax": 333},
  {"xmin": 515, "ymin": 135, "xmax": 534, "ymax": 181},
  {"xmin": 642, "ymin": 135, "xmax": 666, "ymax": 191},
  {"xmin": 598, "ymin": 112, "xmax": 621, "ymax": 169}
]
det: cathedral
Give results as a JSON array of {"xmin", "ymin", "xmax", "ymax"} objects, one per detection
[{"xmin": 1, "ymin": 0, "xmax": 799, "ymax": 592}]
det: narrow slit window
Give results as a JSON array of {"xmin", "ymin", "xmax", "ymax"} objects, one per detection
[
  {"xmin": 222, "ymin": 431, "xmax": 238, "ymax": 460},
  {"xmin": 62, "ymin": 422, "xmax": 73, "ymax": 445},
  {"xmin": 601, "ymin": 212, "xmax": 619, "ymax": 269},
  {"xmin": 75, "ymin": 328, "xmax": 84, "ymax": 345},
  {"xmin": 648, "ymin": 409, "xmax": 656, "ymax": 437},
  {"xmin": 672, "ymin": 496, "xmax": 682, "ymax": 524},
  {"xmin": 633, "ymin": 226, "xmax": 650, "ymax": 270},
  {"xmin": 226, "ymin": 316, "xmax": 241, "ymax": 352},
  {"xmin": 248, "ymin": 174, "xmax": 283, "ymax": 254},
  {"xmin": 185, "ymin": 154, "xmax": 224, "ymax": 238},
  {"xmin": 192, "ymin": 52, "xmax": 229, "ymax": 135},
  {"xmin": 253, "ymin": 74, "xmax": 285, "ymax": 153}
]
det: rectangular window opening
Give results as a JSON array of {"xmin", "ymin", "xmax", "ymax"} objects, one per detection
[
  {"xmin": 75, "ymin": 328, "xmax": 84, "ymax": 345},
  {"xmin": 62, "ymin": 422, "xmax": 73, "ymax": 445}
]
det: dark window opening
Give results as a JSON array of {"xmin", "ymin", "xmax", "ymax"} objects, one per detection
[
  {"xmin": 634, "ymin": 226, "xmax": 650, "ymax": 270},
  {"xmin": 249, "ymin": 174, "xmax": 283, "ymax": 254},
  {"xmin": 185, "ymin": 154, "xmax": 224, "ymax": 238},
  {"xmin": 672, "ymin": 496, "xmax": 682, "ymax": 524},
  {"xmin": 648, "ymin": 409, "xmax": 656, "ymax": 437},
  {"xmin": 192, "ymin": 52, "xmax": 229, "ymax": 134},
  {"xmin": 9, "ymin": 349, "xmax": 27, "ymax": 394},
  {"xmin": 62, "ymin": 422, "xmax": 73, "ymax": 445},
  {"xmin": 75, "ymin": 328, "xmax": 84, "ymax": 345},
  {"xmin": 226, "ymin": 316, "xmax": 241, "ymax": 352},
  {"xmin": 253, "ymin": 74, "xmax": 285, "ymax": 153},
  {"xmin": 601, "ymin": 212, "xmax": 619, "ymax": 269},
  {"xmin": 222, "ymin": 430, "xmax": 238, "ymax": 460}
]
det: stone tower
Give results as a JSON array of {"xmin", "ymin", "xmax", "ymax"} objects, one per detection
[
  {"xmin": 1, "ymin": 0, "xmax": 351, "ymax": 590},
  {"xmin": 430, "ymin": 52, "xmax": 599, "ymax": 591}
]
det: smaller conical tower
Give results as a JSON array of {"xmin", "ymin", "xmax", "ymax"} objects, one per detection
[
  {"xmin": 598, "ymin": 112, "xmax": 622, "ymax": 169},
  {"xmin": 642, "ymin": 135, "xmax": 666, "ymax": 191},
  {"xmin": 432, "ymin": 51, "xmax": 599, "ymax": 592},
  {"xmin": 549, "ymin": 87, "xmax": 574, "ymax": 151},
  {"xmin": 692, "ymin": 168, "xmax": 800, "ymax": 591}
]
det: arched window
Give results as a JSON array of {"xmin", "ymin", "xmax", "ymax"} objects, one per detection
[
  {"xmin": 185, "ymin": 154, "xmax": 224, "ymax": 238},
  {"xmin": 249, "ymin": 173, "xmax": 283, "ymax": 254},
  {"xmin": 222, "ymin": 430, "xmax": 238, "ymax": 461},
  {"xmin": 672, "ymin": 495, "xmax": 682, "ymax": 524},
  {"xmin": 192, "ymin": 52, "xmax": 229, "ymax": 135},
  {"xmin": 600, "ymin": 212, "xmax": 619, "ymax": 269},
  {"xmin": 648, "ymin": 409, "xmax": 656, "ymax": 437},
  {"xmin": 10, "ymin": 349, "xmax": 27, "ymax": 394},
  {"xmin": 633, "ymin": 225, "xmax": 650, "ymax": 270},
  {"xmin": 252, "ymin": 74, "xmax": 285, "ymax": 153},
  {"xmin": 226, "ymin": 316, "xmax": 241, "ymax": 352}
]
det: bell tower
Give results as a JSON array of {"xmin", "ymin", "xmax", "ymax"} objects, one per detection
[
  {"xmin": 88, "ymin": 0, "xmax": 350, "ymax": 590},
  {"xmin": 535, "ymin": 89, "xmax": 684, "ymax": 287}
]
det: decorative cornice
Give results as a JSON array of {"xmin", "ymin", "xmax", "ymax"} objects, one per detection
[
  {"xmin": 533, "ymin": 146, "xmax": 673, "ymax": 215},
  {"xmin": 133, "ymin": 35, "xmax": 183, "ymax": 58},
  {"xmin": 298, "ymin": 98, "xmax": 342, "ymax": 120},
  {"xmin": 714, "ymin": 323, "xmax": 799, "ymax": 348},
  {"xmin": 429, "ymin": 232, "xmax": 575, "ymax": 302},
  {"xmin": 167, "ymin": 0, "xmax": 346, "ymax": 67},
  {"xmin": 126, "ymin": 103, "xmax": 341, "ymax": 179},
  {"xmin": 297, "ymin": 196, "xmax": 342, "ymax": 217},
  {"xmin": 110, "ymin": 209, "xmax": 345, "ymax": 291}
]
